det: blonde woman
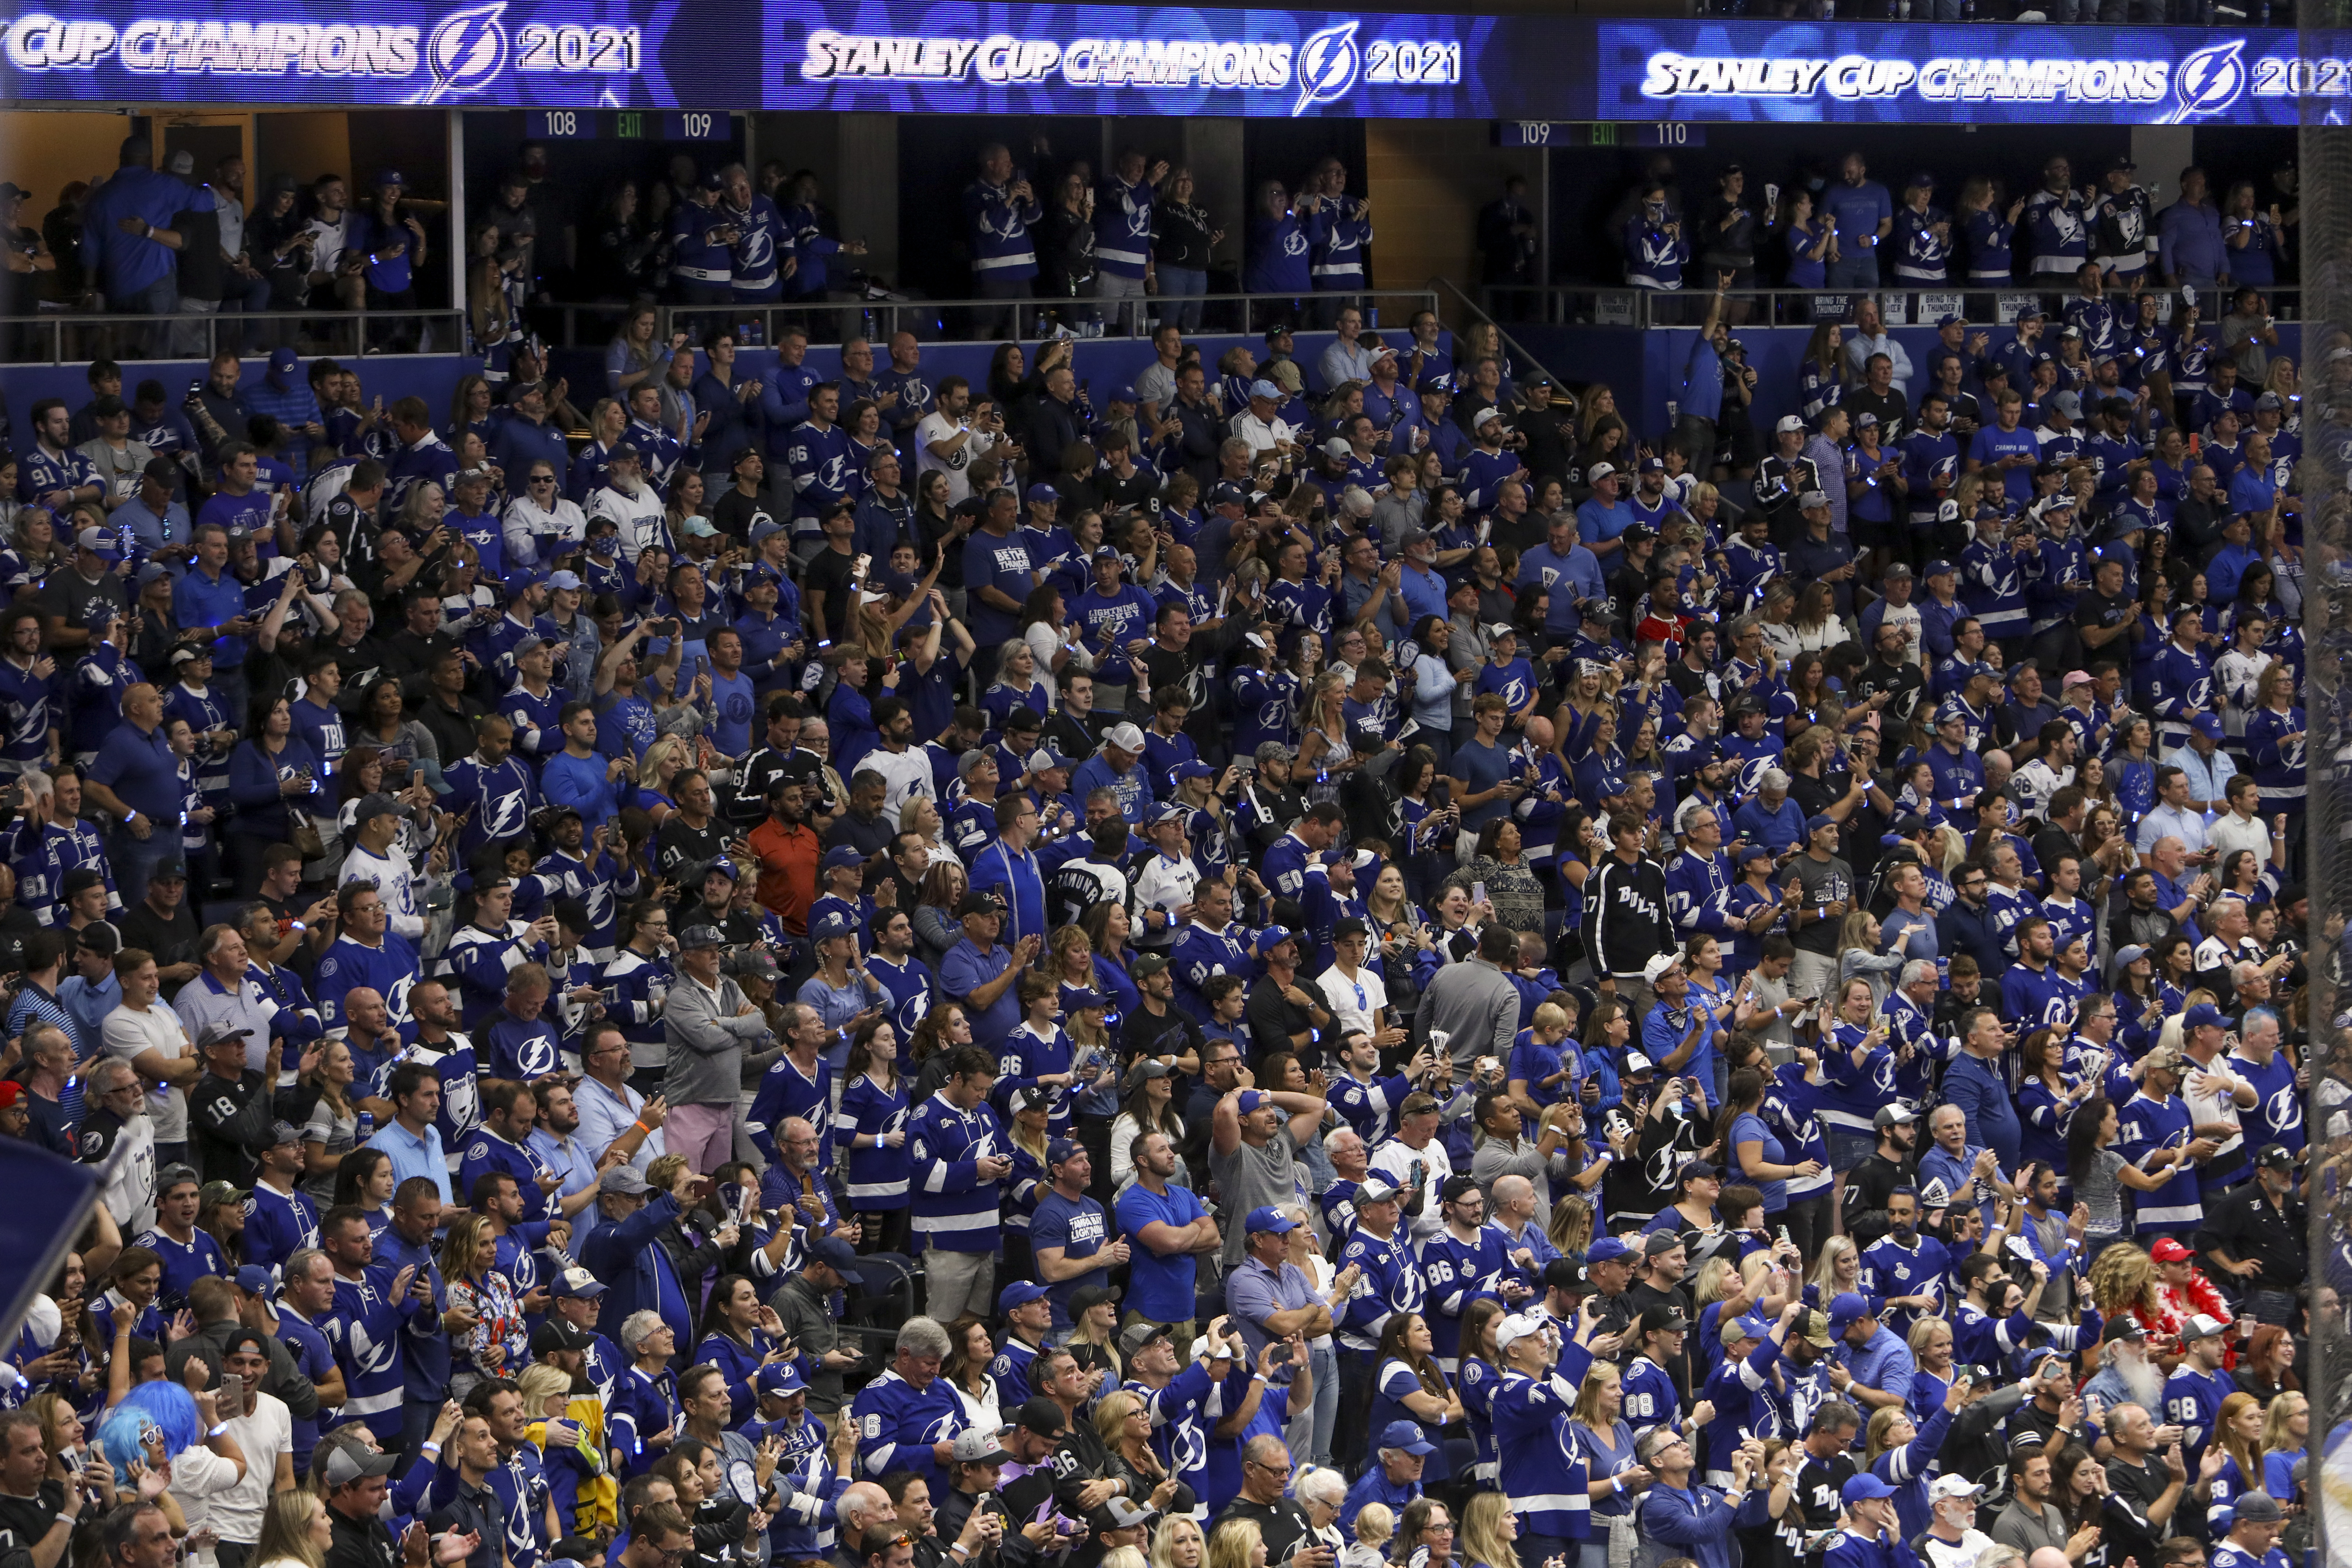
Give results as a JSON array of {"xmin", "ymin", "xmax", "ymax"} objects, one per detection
[
  {"xmin": 1808, "ymin": 1235, "xmax": 1863, "ymax": 1302},
  {"xmin": 1547, "ymin": 1194, "xmax": 1593, "ymax": 1262},
  {"xmin": 519, "ymin": 1360, "xmax": 613, "ymax": 1537},
  {"xmin": 439, "ymin": 1211, "xmax": 526, "ymax": 1395},
  {"xmin": 1836, "ymin": 910, "xmax": 1903, "ymax": 1007},
  {"xmin": 1457, "ymin": 1491, "xmax": 1524, "ymax": 1568},
  {"xmin": 253, "ymin": 1488, "xmax": 332, "ymax": 1568},
  {"xmin": 1206, "ymin": 1518, "xmax": 1267, "ymax": 1568},
  {"xmin": 1095, "ymin": 1390, "xmax": 1184, "ymax": 1514},
  {"xmin": 1150, "ymin": 1516, "xmax": 1207, "ymax": 1568}
]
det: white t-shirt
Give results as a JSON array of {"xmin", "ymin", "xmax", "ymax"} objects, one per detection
[
  {"xmin": 1317, "ymin": 963, "xmax": 1389, "ymax": 1044},
  {"xmin": 915, "ymin": 413, "xmax": 995, "ymax": 507},
  {"xmin": 104, "ymin": 1002, "xmax": 194, "ymax": 1142},
  {"xmin": 2181, "ymin": 1055, "xmax": 2247, "ymax": 1164},
  {"xmin": 186, "ymin": 1393, "xmax": 290, "ymax": 1545}
]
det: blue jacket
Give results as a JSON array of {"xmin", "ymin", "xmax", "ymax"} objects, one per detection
[
  {"xmin": 580, "ymin": 1192, "xmax": 698, "ymax": 1347},
  {"xmin": 83, "ymin": 167, "xmax": 213, "ymax": 295},
  {"xmin": 1638, "ymin": 1479, "xmax": 1743, "ymax": 1568}
]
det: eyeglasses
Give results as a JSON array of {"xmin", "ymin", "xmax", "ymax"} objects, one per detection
[{"xmin": 1246, "ymin": 1457, "xmax": 1292, "ymax": 1476}]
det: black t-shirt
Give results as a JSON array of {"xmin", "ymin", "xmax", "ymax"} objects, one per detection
[
  {"xmin": 1217, "ymin": 1499, "xmax": 1314, "ymax": 1565},
  {"xmin": 1851, "ymin": 658, "xmax": 1925, "ymax": 727},
  {"xmin": 655, "ymin": 813, "xmax": 730, "ymax": 881},
  {"xmin": 803, "ymin": 544, "xmax": 861, "ymax": 644},
  {"xmin": 2101, "ymin": 1452, "xmax": 2175, "ymax": 1567},
  {"xmin": 0, "ymin": 1480, "xmax": 64, "ymax": 1564},
  {"xmin": 120, "ymin": 899, "xmax": 198, "ymax": 969},
  {"xmin": 2072, "ymin": 588, "xmax": 2135, "ymax": 637},
  {"xmin": 1787, "ymin": 770, "xmax": 1850, "ymax": 823},
  {"xmin": 1245, "ymin": 975, "xmax": 1314, "ymax": 1058}
]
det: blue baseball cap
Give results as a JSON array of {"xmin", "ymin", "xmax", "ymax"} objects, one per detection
[
  {"xmin": 755, "ymin": 1362, "xmax": 808, "ymax": 1398},
  {"xmin": 1208, "ymin": 480, "xmax": 1248, "ymax": 509},
  {"xmin": 1827, "ymin": 1291, "xmax": 1872, "ymax": 1330},
  {"xmin": 809, "ymin": 1236, "xmax": 860, "ymax": 1272},
  {"xmin": 1378, "ymin": 1421, "xmax": 1437, "ymax": 1456},
  {"xmin": 821, "ymin": 844, "xmax": 865, "ymax": 870},
  {"xmin": 1107, "ymin": 384, "xmax": 1138, "ymax": 404},
  {"xmin": 1842, "ymin": 1474, "xmax": 1900, "ymax": 1504},
  {"xmin": 2183, "ymin": 1002, "xmax": 2227, "ymax": 1031},
  {"xmin": 1064, "ymin": 989, "xmax": 1109, "ymax": 1011},
  {"xmin": 1739, "ymin": 844, "xmax": 1775, "ymax": 866},
  {"xmin": 1246, "ymin": 1206, "xmax": 1300, "ymax": 1235},
  {"xmin": 234, "ymin": 1265, "xmax": 273, "ymax": 1296},
  {"xmin": 1586, "ymin": 1236, "xmax": 1635, "ymax": 1264},
  {"xmin": 1255, "ymin": 925, "xmax": 1297, "ymax": 957},
  {"xmin": 1176, "ymin": 761, "xmax": 1217, "ymax": 781},
  {"xmin": 375, "ymin": 168, "xmax": 405, "ymax": 188},
  {"xmin": 2192, "ymin": 713, "xmax": 2225, "ymax": 739},
  {"xmin": 1236, "ymin": 1090, "xmax": 1272, "ymax": 1116},
  {"xmin": 812, "ymin": 909, "xmax": 856, "ymax": 940},
  {"xmin": 998, "ymin": 1281, "xmax": 1051, "ymax": 1312},
  {"xmin": 1024, "ymin": 482, "xmax": 1059, "ymax": 506},
  {"xmin": 1249, "ymin": 379, "xmax": 1282, "ymax": 399},
  {"xmin": 550, "ymin": 1267, "xmax": 608, "ymax": 1299},
  {"xmin": 1937, "ymin": 312, "xmax": 1966, "ymax": 328},
  {"xmin": 1046, "ymin": 1137, "xmax": 1086, "ymax": 1168},
  {"xmin": 1923, "ymin": 559, "xmax": 1956, "ymax": 578},
  {"xmin": 1805, "ymin": 814, "xmax": 1838, "ymax": 839},
  {"xmin": 1936, "ymin": 700, "xmax": 1969, "ymax": 727}
]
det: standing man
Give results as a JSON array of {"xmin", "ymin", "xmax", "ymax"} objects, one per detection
[
  {"xmin": 83, "ymin": 683, "xmax": 179, "ymax": 908},
  {"xmin": 659, "ymin": 924, "xmax": 771, "ymax": 1174}
]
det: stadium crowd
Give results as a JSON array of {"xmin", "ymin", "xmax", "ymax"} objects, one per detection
[{"xmin": 0, "ymin": 131, "xmax": 2324, "ymax": 1568}]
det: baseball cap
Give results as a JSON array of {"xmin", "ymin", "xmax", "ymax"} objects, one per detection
[
  {"xmin": 948, "ymin": 1428, "xmax": 1012, "ymax": 1465},
  {"xmin": 1023, "ymin": 482, "xmax": 1059, "ymax": 506},
  {"xmin": 2149, "ymin": 1236, "xmax": 2193, "ymax": 1262},
  {"xmin": 1377, "ymin": 1420, "xmax": 1437, "ymax": 1456},
  {"xmin": 1842, "ymin": 1474, "xmax": 1901, "ymax": 1504},
  {"xmin": 1208, "ymin": 480, "xmax": 1248, "ymax": 509},
  {"xmin": 1235, "ymin": 1089, "xmax": 1272, "ymax": 1117},
  {"xmin": 1046, "ymin": 1137, "xmax": 1085, "ymax": 1168},
  {"xmin": 1013, "ymin": 1397, "xmax": 1069, "ymax": 1438},
  {"xmin": 820, "ymin": 844, "xmax": 865, "ymax": 871},
  {"xmin": 1774, "ymin": 415, "xmax": 1804, "ymax": 434},
  {"xmin": 530, "ymin": 1319, "xmax": 595, "ymax": 1356},
  {"xmin": 1586, "ymin": 461, "xmax": 1616, "ymax": 482},
  {"xmin": 1806, "ymin": 813, "xmax": 1839, "ymax": 839},
  {"xmin": 1585, "ymin": 1236, "xmax": 1634, "ymax": 1264},
  {"xmin": 1354, "ymin": 1176, "xmax": 1404, "ymax": 1205},
  {"xmin": 1827, "ymin": 1292, "xmax": 1872, "ymax": 1330},
  {"xmin": 324, "ymin": 1447, "xmax": 399, "ymax": 1486},
  {"xmin": 1254, "ymin": 926, "xmax": 1296, "ymax": 959},
  {"xmin": 1621, "ymin": 1052, "xmax": 1655, "ymax": 1077},
  {"xmin": 806, "ymin": 1235, "xmax": 860, "ymax": 1273},
  {"xmin": 1923, "ymin": 558, "xmax": 1956, "ymax": 578},
  {"xmin": 1796, "ymin": 1310, "xmax": 1834, "ymax": 1348},
  {"xmin": 2102, "ymin": 1318, "xmax": 2147, "ymax": 1344},
  {"xmin": 2112, "ymin": 944, "xmax": 2150, "ymax": 969},
  {"xmin": 953, "ymin": 890, "xmax": 1006, "ymax": 918},
  {"xmin": 1927, "ymin": 1474, "xmax": 1984, "ymax": 1502},
  {"xmin": 550, "ymin": 1267, "xmax": 608, "ymax": 1299},
  {"xmin": 74, "ymin": 526, "xmax": 121, "ymax": 562},
  {"xmin": 1246, "ymin": 1206, "xmax": 1299, "ymax": 1235},
  {"xmin": 1642, "ymin": 952, "xmax": 1683, "ymax": 984},
  {"xmin": 233, "ymin": 1265, "xmax": 273, "ymax": 1296},
  {"xmin": 1874, "ymin": 1105, "xmax": 1917, "ymax": 1129},
  {"xmin": 2180, "ymin": 1312, "xmax": 2230, "ymax": 1342},
  {"xmin": 1248, "ymin": 379, "xmax": 1281, "ymax": 399},
  {"xmin": 677, "ymin": 924, "xmax": 727, "ymax": 950},
  {"xmin": 1639, "ymin": 1304, "xmax": 1690, "ymax": 1335},
  {"xmin": 1118, "ymin": 1321, "xmax": 1172, "ymax": 1356},
  {"xmin": 196, "ymin": 1022, "xmax": 254, "ymax": 1052},
  {"xmin": 1884, "ymin": 561, "xmax": 1914, "ymax": 580},
  {"xmin": 1643, "ymin": 1229, "xmax": 1688, "ymax": 1259},
  {"xmin": 2183, "ymin": 1002, "xmax": 2227, "ymax": 1031},
  {"xmin": 1105, "ymin": 722, "xmax": 1148, "ymax": 751},
  {"xmin": 2255, "ymin": 1144, "xmax": 2295, "ymax": 1172},
  {"xmin": 997, "ymin": 1281, "xmax": 1050, "ymax": 1312},
  {"xmin": 1493, "ymin": 1314, "xmax": 1549, "ymax": 1355},
  {"xmin": 597, "ymin": 1165, "xmax": 652, "ymax": 1196},
  {"xmin": 754, "ymin": 1362, "xmax": 809, "ymax": 1399}
]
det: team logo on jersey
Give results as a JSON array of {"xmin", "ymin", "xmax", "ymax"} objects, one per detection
[{"xmin": 425, "ymin": 3, "xmax": 507, "ymax": 100}]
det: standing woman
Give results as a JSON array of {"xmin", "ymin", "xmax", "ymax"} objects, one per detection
[
  {"xmin": 1152, "ymin": 169, "xmax": 1218, "ymax": 333},
  {"xmin": 839, "ymin": 1016, "xmax": 910, "ymax": 1256},
  {"xmin": 1569, "ymin": 1363, "xmax": 1650, "ymax": 1568},
  {"xmin": 1245, "ymin": 181, "xmax": 1310, "ymax": 328},
  {"xmin": 227, "ymin": 695, "xmax": 324, "ymax": 895},
  {"xmin": 297, "ymin": 1037, "xmax": 360, "ymax": 1206},
  {"xmin": 1798, "ymin": 321, "xmax": 1844, "ymax": 423},
  {"xmin": 441, "ymin": 1211, "xmax": 527, "ymax": 1398},
  {"xmin": 1718, "ymin": 1066, "xmax": 1816, "ymax": 1244}
]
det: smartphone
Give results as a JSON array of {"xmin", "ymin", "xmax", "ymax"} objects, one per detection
[
  {"xmin": 1267, "ymin": 1344, "xmax": 1294, "ymax": 1366},
  {"xmin": 217, "ymin": 1371, "xmax": 243, "ymax": 1409},
  {"xmin": 1472, "ymin": 881, "xmax": 1487, "ymax": 905}
]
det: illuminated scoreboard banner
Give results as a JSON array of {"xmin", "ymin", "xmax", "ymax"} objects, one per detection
[
  {"xmin": 0, "ymin": 0, "xmax": 762, "ymax": 105},
  {"xmin": 769, "ymin": 1, "xmax": 1537, "ymax": 117},
  {"xmin": 0, "ymin": 0, "xmax": 2343, "ymax": 122},
  {"xmin": 1597, "ymin": 20, "xmax": 2313, "ymax": 123}
]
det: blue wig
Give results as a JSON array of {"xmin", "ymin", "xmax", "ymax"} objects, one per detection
[{"xmin": 95, "ymin": 1381, "xmax": 201, "ymax": 1484}]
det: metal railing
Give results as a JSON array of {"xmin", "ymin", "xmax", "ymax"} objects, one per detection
[
  {"xmin": 528, "ymin": 289, "xmax": 1444, "ymax": 351},
  {"xmin": 1482, "ymin": 283, "xmax": 2304, "ymax": 329},
  {"xmin": 1434, "ymin": 276, "xmax": 1573, "ymax": 397},
  {"xmin": 0, "ymin": 307, "xmax": 467, "ymax": 366}
]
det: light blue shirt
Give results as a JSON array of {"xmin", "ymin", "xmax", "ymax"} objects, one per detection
[
  {"xmin": 59, "ymin": 972, "xmax": 123, "ymax": 1061},
  {"xmin": 573, "ymin": 1072, "xmax": 664, "ymax": 1172},
  {"xmin": 528, "ymin": 1126, "xmax": 601, "ymax": 1256},
  {"xmin": 366, "ymin": 1117, "xmax": 451, "ymax": 1203}
]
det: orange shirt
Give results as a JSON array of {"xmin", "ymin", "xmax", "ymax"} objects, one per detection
[{"xmin": 747, "ymin": 817, "xmax": 819, "ymax": 936}]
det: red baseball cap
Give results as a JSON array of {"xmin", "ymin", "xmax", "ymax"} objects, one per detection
[{"xmin": 2149, "ymin": 1237, "xmax": 2193, "ymax": 1263}]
